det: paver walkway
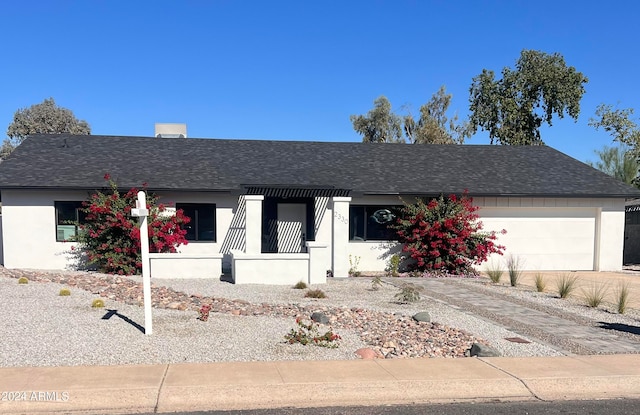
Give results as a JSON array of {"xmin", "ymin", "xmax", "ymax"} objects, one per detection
[{"xmin": 406, "ymin": 279, "xmax": 640, "ymax": 355}]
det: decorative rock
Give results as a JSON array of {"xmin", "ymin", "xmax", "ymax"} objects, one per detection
[
  {"xmin": 382, "ymin": 341, "xmax": 397, "ymax": 349},
  {"xmin": 355, "ymin": 348, "xmax": 378, "ymax": 359},
  {"xmin": 3, "ymin": 268, "xmax": 486, "ymax": 360},
  {"xmin": 311, "ymin": 311, "xmax": 329, "ymax": 324},
  {"xmin": 469, "ymin": 343, "xmax": 501, "ymax": 357},
  {"xmin": 412, "ymin": 311, "xmax": 431, "ymax": 322}
]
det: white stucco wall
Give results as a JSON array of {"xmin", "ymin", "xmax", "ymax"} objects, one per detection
[
  {"xmin": 0, "ymin": 190, "xmax": 626, "ymax": 273},
  {"xmin": 1, "ymin": 190, "xmax": 238, "ymax": 271},
  {"xmin": 2, "ymin": 189, "xmax": 86, "ymax": 269},
  {"xmin": 346, "ymin": 196, "xmax": 626, "ymax": 273}
]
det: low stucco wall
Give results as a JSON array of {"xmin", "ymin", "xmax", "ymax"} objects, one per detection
[
  {"xmin": 231, "ymin": 251, "xmax": 309, "ymax": 285},
  {"xmin": 149, "ymin": 253, "xmax": 223, "ymax": 279}
]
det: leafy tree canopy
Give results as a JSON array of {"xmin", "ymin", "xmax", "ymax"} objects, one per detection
[
  {"xmin": 350, "ymin": 96, "xmax": 404, "ymax": 143},
  {"xmin": 469, "ymin": 50, "xmax": 588, "ymax": 145},
  {"xmin": 2, "ymin": 98, "xmax": 91, "ymax": 160},
  {"xmin": 350, "ymin": 86, "xmax": 469, "ymax": 144},
  {"xmin": 589, "ymin": 104, "xmax": 640, "ymax": 150},
  {"xmin": 587, "ymin": 145, "xmax": 638, "ymax": 186},
  {"xmin": 588, "ymin": 103, "xmax": 640, "ymax": 187},
  {"xmin": 403, "ymin": 86, "xmax": 472, "ymax": 144}
]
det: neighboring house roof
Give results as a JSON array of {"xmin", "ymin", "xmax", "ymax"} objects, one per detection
[
  {"xmin": 625, "ymin": 199, "xmax": 640, "ymax": 212},
  {"xmin": 0, "ymin": 134, "xmax": 638, "ymax": 198}
]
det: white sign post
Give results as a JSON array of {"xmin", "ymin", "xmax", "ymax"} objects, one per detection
[{"xmin": 131, "ymin": 191, "xmax": 152, "ymax": 335}]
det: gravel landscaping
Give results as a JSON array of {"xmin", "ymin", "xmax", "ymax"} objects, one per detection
[{"xmin": 2, "ymin": 267, "xmax": 638, "ymax": 368}]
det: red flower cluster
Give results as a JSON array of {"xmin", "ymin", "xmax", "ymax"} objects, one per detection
[
  {"xmin": 392, "ymin": 192, "xmax": 505, "ymax": 274},
  {"xmin": 76, "ymin": 175, "xmax": 190, "ymax": 275}
]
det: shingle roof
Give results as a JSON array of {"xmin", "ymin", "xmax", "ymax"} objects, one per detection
[{"xmin": 0, "ymin": 134, "xmax": 638, "ymax": 198}]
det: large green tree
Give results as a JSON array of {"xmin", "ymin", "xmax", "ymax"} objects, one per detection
[
  {"xmin": 403, "ymin": 86, "xmax": 472, "ymax": 144},
  {"xmin": 2, "ymin": 98, "xmax": 91, "ymax": 159},
  {"xmin": 468, "ymin": 50, "xmax": 588, "ymax": 145},
  {"xmin": 350, "ymin": 96, "xmax": 404, "ymax": 143},
  {"xmin": 351, "ymin": 87, "xmax": 470, "ymax": 144}
]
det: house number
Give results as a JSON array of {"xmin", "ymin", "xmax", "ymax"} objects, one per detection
[{"xmin": 335, "ymin": 212, "xmax": 348, "ymax": 225}]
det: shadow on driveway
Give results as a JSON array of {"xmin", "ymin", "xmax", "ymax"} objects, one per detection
[{"xmin": 598, "ymin": 322, "xmax": 640, "ymax": 336}]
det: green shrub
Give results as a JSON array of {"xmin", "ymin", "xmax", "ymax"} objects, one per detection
[
  {"xmin": 305, "ymin": 289, "xmax": 326, "ymax": 299},
  {"xmin": 391, "ymin": 193, "xmax": 506, "ymax": 274},
  {"xmin": 556, "ymin": 274, "xmax": 578, "ymax": 299},
  {"xmin": 91, "ymin": 298, "xmax": 105, "ymax": 308},
  {"xmin": 76, "ymin": 175, "xmax": 190, "ymax": 275},
  {"xmin": 386, "ymin": 254, "xmax": 401, "ymax": 277},
  {"xmin": 484, "ymin": 263, "xmax": 503, "ymax": 284},
  {"xmin": 293, "ymin": 281, "xmax": 308, "ymax": 289},
  {"xmin": 394, "ymin": 284, "xmax": 421, "ymax": 304},
  {"xmin": 534, "ymin": 273, "xmax": 546, "ymax": 292},
  {"xmin": 17, "ymin": 277, "xmax": 28, "ymax": 284},
  {"xmin": 582, "ymin": 282, "xmax": 608, "ymax": 308},
  {"xmin": 614, "ymin": 282, "xmax": 630, "ymax": 314},
  {"xmin": 285, "ymin": 317, "xmax": 341, "ymax": 348},
  {"xmin": 59, "ymin": 288, "xmax": 71, "ymax": 296},
  {"xmin": 506, "ymin": 255, "xmax": 523, "ymax": 287}
]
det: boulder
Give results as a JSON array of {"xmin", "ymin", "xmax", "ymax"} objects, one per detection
[
  {"xmin": 412, "ymin": 311, "xmax": 431, "ymax": 322},
  {"xmin": 311, "ymin": 312, "xmax": 329, "ymax": 324},
  {"xmin": 469, "ymin": 343, "xmax": 501, "ymax": 357},
  {"xmin": 355, "ymin": 348, "xmax": 378, "ymax": 359}
]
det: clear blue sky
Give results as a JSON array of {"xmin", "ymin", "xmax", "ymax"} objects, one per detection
[{"xmin": 2, "ymin": 0, "xmax": 639, "ymax": 163}]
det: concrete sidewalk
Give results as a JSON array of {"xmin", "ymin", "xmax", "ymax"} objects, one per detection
[{"xmin": 2, "ymin": 354, "xmax": 640, "ymax": 414}]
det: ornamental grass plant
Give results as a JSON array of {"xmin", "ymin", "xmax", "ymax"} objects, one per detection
[
  {"xmin": 614, "ymin": 282, "xmax": 631, "ymax": 314},
  {"xmin": 581, "ymin": 282, "xmax": 609, "ymax": 308},
  {"xmin": 506, "ymin": 255, "xmax": 523, "ymax": 287},
  {"xmin": 484, "ymin": 262, "xmax": 503, "ymax": 284},
  {"xmin": 556, "ymin": 274, "xmax": 579, "ymax": 299},
  {"xmin": 534, "ymin": 273, "xmax": 547, "ymax": 292}
]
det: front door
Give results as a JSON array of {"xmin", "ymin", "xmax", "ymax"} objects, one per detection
[{"xmin": 277, "ymin": 203, "xmax": 307, "ymax": 253}]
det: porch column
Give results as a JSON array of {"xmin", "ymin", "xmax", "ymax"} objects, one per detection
[
  {"xmin": 243, "ymin": 195, "xmax": 264, "ymax": 254},
  {"xmin": 332, "ymin": 196, "xmax": 352, "ymax": 278}
]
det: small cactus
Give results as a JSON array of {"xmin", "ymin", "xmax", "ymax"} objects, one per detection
[
  {"xmin": 91, "ymin": 299, "xmax": 105, "ymax": 308},
  {"xmin": 59, "ymin": 288, "xmax": 71, "ymax": 296},
  {"xmin": 17, "ymin": 277, "xmax": 28, "ymax": 284}
]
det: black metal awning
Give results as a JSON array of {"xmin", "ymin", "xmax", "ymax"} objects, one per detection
[{"xmin": 243, "ymin": 186, "xmax": 351, "ymax": 198}]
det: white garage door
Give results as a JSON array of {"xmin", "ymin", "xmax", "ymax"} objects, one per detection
[{"xmin": 479, "ymin": 207, "xmax": 596, "ymax": 271}]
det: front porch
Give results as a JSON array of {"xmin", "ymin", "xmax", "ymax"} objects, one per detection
[{"xmin": 230, "ymin": 188, "xmax": 352, "ymax": 284}]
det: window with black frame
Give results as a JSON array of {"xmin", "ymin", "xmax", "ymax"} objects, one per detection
[
  {"xmin": 176, "ymin": 203, "xmax": 216, "ymax": 241},
  {"xmin": 55, "ymin": 201, "xmax": 85, "ymax": 241},
  {"xmin": 349, "ymin": 205, "xmax": 401, "ymax": 241}
]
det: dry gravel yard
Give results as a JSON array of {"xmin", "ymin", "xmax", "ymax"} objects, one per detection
[{"xmin": 1, "ymin": 267, "xmax": 638, "ymax": 368}]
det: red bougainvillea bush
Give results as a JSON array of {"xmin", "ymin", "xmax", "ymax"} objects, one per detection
[
  {"xmin": 75, "ymin": 174, "xmax": 190, "ymax": 275},
  {"xmin": 392, "ymin": 192, "xmax": 505, "ymax": 275}
]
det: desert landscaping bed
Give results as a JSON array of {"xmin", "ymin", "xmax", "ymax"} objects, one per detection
[{"xmin": 5, "ymin": 267, "xmax": 637, "ymax": 368}]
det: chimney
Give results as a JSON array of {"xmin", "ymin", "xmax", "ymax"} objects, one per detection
[{"xmin": 155, "ymin": 123, "xmax": 187, "ymax": 138}]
